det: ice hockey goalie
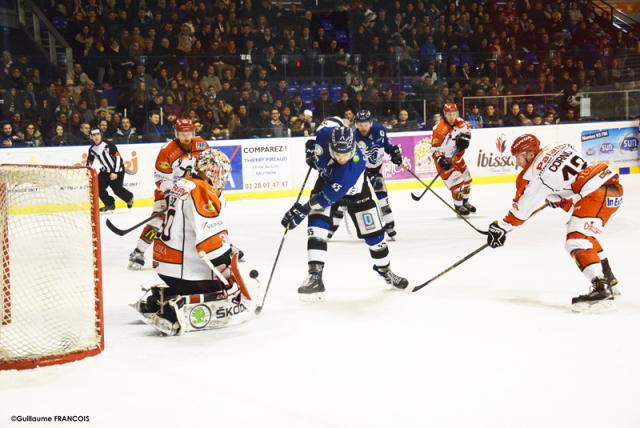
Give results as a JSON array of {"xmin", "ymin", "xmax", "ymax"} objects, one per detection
[{"xmin": 131, "ymin": 149, "xmax": 253, "ymax": 335}]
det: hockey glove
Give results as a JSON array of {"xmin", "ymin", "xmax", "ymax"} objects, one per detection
[
  {"xmin": 305, "ymin": 139, "xmax": 317, "ymax": 169},
  {"xmin": 546, "ymin": 194, "xmax": 572, "ymax": 210},
  {"xmin": 437, "ymin": 156, "xmax": 452, "ymax": 170},
  {"xmin": 281, "ymin": 202, "xmax": 310, "ymax": 230},
  {"xmin": 487, "ymin": 221, "xmax": 507, "ymax": 248},
  {"xmin": 455, "ymin": 133, "xmax": 471, "ymax": 151},
  {"xmin": 390, "ymin": 145, "xmax": 403, "ymax": 166}
]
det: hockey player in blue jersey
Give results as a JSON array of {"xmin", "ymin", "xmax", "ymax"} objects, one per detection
[
  {"xmin": 281, "ymin": 126, "xmax": 409, "ymax": 300},
  {"xmin": 327, "ymin": 110, "xmax": 403, "ymax": 240}
]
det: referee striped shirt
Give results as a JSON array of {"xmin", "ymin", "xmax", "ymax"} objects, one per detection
[{"xmin": 86, "ymin": 141, "xmax": 123, "ymax": 173}]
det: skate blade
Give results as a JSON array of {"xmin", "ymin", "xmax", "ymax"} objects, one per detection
[
  {"xmin": 571, "ymin": 299, "xmax": 616, "ymax": 314},
  {"xmin": 299, "ymin": 292, "xmax": 325, "ymax": 302}
]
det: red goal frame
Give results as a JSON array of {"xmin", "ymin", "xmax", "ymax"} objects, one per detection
[{"xmin": 0, "ymin": 165, "xmax": 104, "ymax": 370}]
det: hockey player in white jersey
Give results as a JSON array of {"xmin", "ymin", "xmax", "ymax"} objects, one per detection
[
  {"xmin": 486, "ymin": 134, "xmax": 623, "ymax": 312},
  {"xmin": 131, "ymin": 149, "xmax": 253, "ymax": 335}
]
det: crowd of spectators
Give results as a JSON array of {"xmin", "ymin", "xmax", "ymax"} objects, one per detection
[{"xmin": 1, "ymin": 0, "xmax": 638, "ymax": 147}]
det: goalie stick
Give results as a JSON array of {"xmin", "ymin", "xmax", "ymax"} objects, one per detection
[
  {"xmin": 412, "ymin": 204, "xmax": 547, "ymax": 292},
  {"xmin": 105, "ymin": 210, "xmax": 165, "ymax": 236}
]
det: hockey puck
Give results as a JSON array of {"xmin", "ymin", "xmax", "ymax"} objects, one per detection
[{"xmin": 249, "ymin": 269, "xmax": 259, "ymax": 279}]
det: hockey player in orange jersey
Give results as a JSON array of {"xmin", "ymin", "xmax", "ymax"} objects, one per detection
[
  {"xmin": 132, "ymin": 149, "xmax": 253, "ymax": 335},
  {"xmin": 431, "ymin": 102, "xmax": 474, "ymax": 215},
  {"xmin": 128, "ymin": 118, "xmax": 208, "ymax": 269},
  {"xmin": 486, "ymin": 134, "xmax": 623, "ymax": 312}
]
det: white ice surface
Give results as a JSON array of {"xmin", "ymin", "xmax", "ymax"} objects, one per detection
[{"xmin": 2, "ymin": 177, "xmax": 640, "ymax": 428}]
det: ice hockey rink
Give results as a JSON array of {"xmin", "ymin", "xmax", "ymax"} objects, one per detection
[{"xmin": 2, "ymin": 176, "xmax": 640, "ymax": 428}]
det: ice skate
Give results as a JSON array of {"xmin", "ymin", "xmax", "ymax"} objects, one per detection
[
  {"xmin": 298, "ymin": 263, "xmax": 325, "ymax": 302},
  {"xmin": 462, "ymin": 199, "xmax": 476, "ymax": 213},
  {"xmin": 128, "ymin": 249, "xmax": 145, "ymax": 270},
  {"xmin": 99, "ymin": 204, "xmax": 115, "ymax": 213},
  {"xmin": 571, "ymin": 277, "xmax": 615, "ymax": 313},
  {"xmin": 454, "ymin": 203, "xmax": 470, "ymax": 216},
  {"xmin": 373, "ymin": 264, "xmax": 409, "ymax": 290}
]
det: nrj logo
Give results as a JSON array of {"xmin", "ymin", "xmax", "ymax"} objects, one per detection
[{"xmin": 75, "ymin": 151, "xmax": 138, "ymax": 174}]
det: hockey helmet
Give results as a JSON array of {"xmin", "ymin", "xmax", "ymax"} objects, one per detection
[
  {"xmin": 194, "ymin": 149, "xmax": 231, "ymax": 189},
  {"xmin": 330, "ymin": 127, "xmax": 356, "ymax": 164},
  {"xmin": 354, "ymin": 109, "xmax": 373, "ymax": 124},
  {"xmin": 511, "ymin": 134, "xmax": 541, "ymax": 157},
  {"xmin": 443, "ymin": 102, "xmax": 458, "ymax": 124},
  {"xmin": 175, "ymin": 118, "xmax": 195, "ymax": 143}
]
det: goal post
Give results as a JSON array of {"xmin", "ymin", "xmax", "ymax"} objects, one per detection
[{"xmin": 0, "ymin": 165, "xmax": 104, "ymax": 370}]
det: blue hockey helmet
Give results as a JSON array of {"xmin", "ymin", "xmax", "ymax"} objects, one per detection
[
  {"xmin": 354, "ymin": 109, "xmax": 373, "ymax": 124},
  {"xmin": 330, "ymin": 127, "xmax": 356, "ymax": 163}
]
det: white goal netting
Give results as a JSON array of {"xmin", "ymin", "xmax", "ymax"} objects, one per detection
[{"xmin": 0, "ymin": 165, "xmax": 103, "ymax": 370}]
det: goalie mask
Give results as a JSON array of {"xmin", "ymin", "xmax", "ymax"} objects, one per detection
[{"xmin": 195, "ymin": 149, "xmax": 231, "ymax": 189}]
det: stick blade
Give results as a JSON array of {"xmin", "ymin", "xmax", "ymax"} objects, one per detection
[
  {"xmin": 105, "ymin": 219, "xmax": 127, "ymax": 235},
  {"xmin": 411, "ymin": 192, "xmax": 423, "ymax": 201}
]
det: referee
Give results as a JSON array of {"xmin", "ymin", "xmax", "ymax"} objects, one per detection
[{"xmin": 86, "ymin": 128, "xmax": 134, "ymax": 212}]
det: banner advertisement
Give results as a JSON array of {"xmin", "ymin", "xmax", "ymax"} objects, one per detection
[
  {"xmin": 580, "ymin": 126, "xmax": 639, "ymax": 166},
  {"xmin": 238, "ymin": 140, "xmax": 290, "ymax": 192}
]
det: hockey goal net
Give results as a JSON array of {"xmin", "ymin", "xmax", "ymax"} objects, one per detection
[{"xmin": 0, "ymin": 165, "xmax": 103, "ymax": 370}]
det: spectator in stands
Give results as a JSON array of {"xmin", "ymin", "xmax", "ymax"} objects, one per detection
[
  {"xmin": 269, "ymin": 108, "xmax": 288, "ymax": 138},
  {"xmin": 483, "ymin": 104, "xmax": 503, "ymax": 128},
  {"xmin": 250, "ymin": 107, "xmax": 272, "ymax": 138},
  {"xmin": 503, "ymin": 103, "xmax": 527, "ymax": 127},
  {"xmin": 561, "ymin": 108, "xmax": 579, "ymax": 123},
  {"xmin": 334, "ymin": 92, "xmax": 355, "ymax": 119},
  {"xmin": 142, "ymin": 111, "xmax": 165, "ymax": 142},
  {"xmin": 313, "ymin": 88, "xmax": 335, "ymax": 121},
  {"xmin": 1, "ymin": 122, "xmax": 23, "ymax": 147},
  {"xmin": 75, "ymin": 122, "xmax": 93, "ymax": 145},
  {"xmin": 522, "ymin": 103, "xmax": 537, "ymax": 124},
  {"xmin": 17, "ymin": 122, "xmax": 43, "ymax": 147},
  {"xmin": 465, "ymin": 104, "xmax": 484, "ymax": 129},
  {"xmin": 391, "ymin": 110, "xmax": 418, "ymax": 132},
  {"xmin": 49, "ymin": 125, "xmax": 74, "ymax": 146},
  {"xmin": 113, "ymin": 117, "xmax": 138, "ymax": 144}
]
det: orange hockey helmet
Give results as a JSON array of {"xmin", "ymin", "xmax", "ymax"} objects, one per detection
[{"xmin": 511, "ymin": 134, "xmax": 541, "ymax": 157}]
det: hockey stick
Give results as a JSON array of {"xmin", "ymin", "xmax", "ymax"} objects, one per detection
[
  {"xmin": 412, "ymin": 204, "xmax": 548, "ymax": 292},
  {"xmin": 255, "ymin": 166, "xmax": 313, "ymax": 315},
  {"xmin": 105, "ymin": 211, "xmax": 165, "ymax": 236},
  {"xmin": 410, "ymin": 172, "xmax": 440, "ymax": 201},
  {"xmin": 403, "ymin": 166, "xmax": 488, "ymax": 236}
]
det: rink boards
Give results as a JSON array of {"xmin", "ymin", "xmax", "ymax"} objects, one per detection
[{"xmin": 0, "ymin": 120, "xmax": 637, "ymax": 206}]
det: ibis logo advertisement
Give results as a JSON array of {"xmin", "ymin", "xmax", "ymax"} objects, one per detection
[
  {"xmin": 190, "ymin": 304, "xmax": 211, "ymax": 329},
  {"xmin": 581, "ymin": 127, "xmax": 639, "ymax": 164},
  {"xmin": 475, "ymin": 133, "xmax": 516, "ymax": 173}
]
